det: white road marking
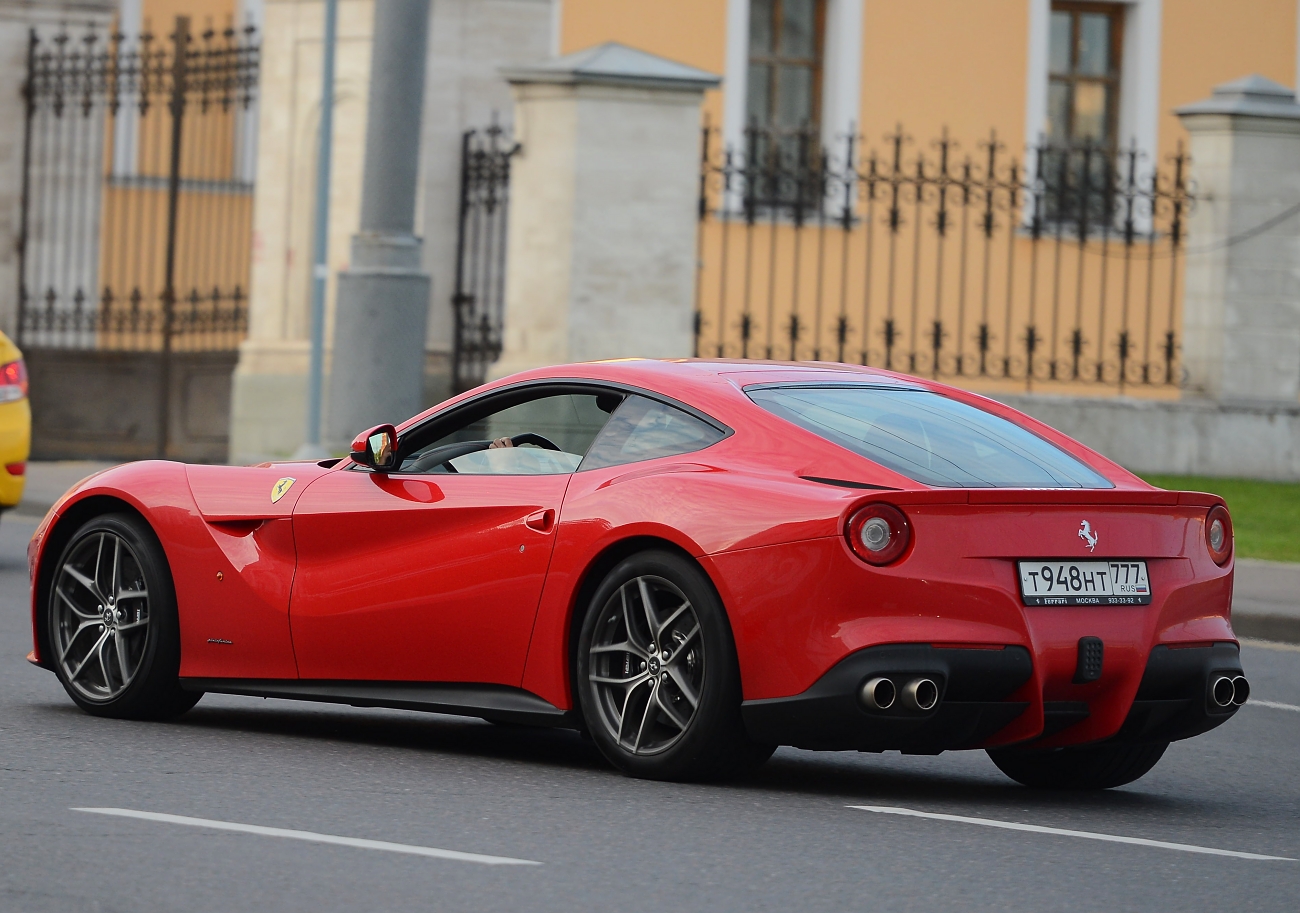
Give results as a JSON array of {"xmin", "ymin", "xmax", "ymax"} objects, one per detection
[
  {"xmin": 848, "ymin": 805, "xmax": 1294, "ymax": 861},
  {"xmin": 1248, "ymin": 699, "xmax": 1300, "ymax": 713},
  {"xmin": 72, "ymin": 808, "xmax": 541, "ymax": 866}
]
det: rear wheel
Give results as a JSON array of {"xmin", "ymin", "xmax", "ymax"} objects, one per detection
[
  {"xmin": 48, "ymin": 513, "xmax": 201, "ymax": 720},
  {"xmin": 987, "ymin": 741, "xmax": 1169, "ymax": 790},
  {"xmin": 576, "ymin": 550, "xmax": 774, "ymax": 781}
]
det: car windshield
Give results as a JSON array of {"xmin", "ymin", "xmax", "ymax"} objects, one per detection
[{"xmin": 746, "ymin": 384, "xmax": 1113, "ymax": 489}]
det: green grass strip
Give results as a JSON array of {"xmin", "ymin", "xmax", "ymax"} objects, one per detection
[{"xmin": 1141, "ymin": 474, "xmax": 1300, "ymax": 564}]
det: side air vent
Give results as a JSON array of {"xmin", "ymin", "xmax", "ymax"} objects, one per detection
[{"xmin": 799, "ymin": 476, "xmax": 901, "ymax": 491}]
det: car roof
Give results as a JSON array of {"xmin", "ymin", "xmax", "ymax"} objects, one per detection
[
  {"xmin": 419, "ymin": 359, "xmax": 932, "ymax": 425},
  {"xmin": 685, "ymin": 359, "xmax": 924, "ymax": 387},
  {"xmin": 395, "ymin": 357, "xmax": 1147, "ymax": 490},
  {"xmin": 497, "ymin": 358, "xmax": 921, "ymax": 387}
]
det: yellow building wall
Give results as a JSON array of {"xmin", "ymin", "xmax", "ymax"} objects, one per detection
[
  {"xmin": 142, "ymin": 0, "xmax": 241, "ymax": 35},
  {"xmin": 1158, "ymin": 0, "xmax": 1297, "ymax": 156},
  {"xmin": 859, "ymin": 1, "xmax": 1030, "ymax": 155},
  {"xmin": 560, "ymin": 0, "xmax": 1297, "ymax": 396},
  {"xmin": 563, "ymin": 0, "xmax": 1299, "ymax": 163},
  {"xmin": 560, "ymin": 0, "xmax": 730, "ymax": 131}
]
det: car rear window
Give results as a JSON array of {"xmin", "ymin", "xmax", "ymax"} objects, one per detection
[{"xmin": 746, "ymin": 385, "xmax": 1113, "ymax": 489}]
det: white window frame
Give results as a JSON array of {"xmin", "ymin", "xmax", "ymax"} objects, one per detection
[
  {"xmin": 1024, "ymin": 0, "xmax": 1162, "ymax": 194},
  {"xmin": 110, "ymin": 0, "xmax": 144, "ymax": 179},
  {"xmin": 1295, "ymin": 0, "xmax": 1300, "ymax": 91},
  {"xmin": 233, "ymin": 0, "xmax": 265, "ymax": 185}
]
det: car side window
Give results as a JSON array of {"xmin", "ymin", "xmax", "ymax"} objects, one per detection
[
  {"xmin": 579, "ymin": 395, "xmax": 725, "ymax": 471},
  {"xmin": 398, "ymin": 391, "xmax": 620, "ymax": 475}
]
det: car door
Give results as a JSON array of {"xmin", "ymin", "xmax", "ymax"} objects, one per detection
[{"xmin": 288, "ymin": 386, "xmax": 620, "ymax": 685}]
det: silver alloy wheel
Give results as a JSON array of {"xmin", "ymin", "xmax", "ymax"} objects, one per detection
[
  {"xmin": 52, "ymin": 531, "xmax": 151, "ymax": 702},
  {"xmin": 587, "ymin": 574, "xmax": 704, "ymax": 755}
]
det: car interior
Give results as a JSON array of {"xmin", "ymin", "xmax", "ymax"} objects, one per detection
[{"xmin": 391, "ymin": 385, "xmax": 727, "ymax": 475}]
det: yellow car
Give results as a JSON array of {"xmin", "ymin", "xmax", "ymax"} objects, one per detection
[{"xmin": 0, "ymin": 330, "xmax": 29, "ymax": 510}]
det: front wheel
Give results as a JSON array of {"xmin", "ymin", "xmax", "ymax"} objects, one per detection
[
  {"xmin": 987, "ymin": 741, "xmax": 1169, "ymax": 790},
  {"xmin": 576, "ymin": 550, "xmax": 774, "ymax": 781},
  {"xmin": 48, "ymin": 513, "xmax": 201, "ymax": 720}
]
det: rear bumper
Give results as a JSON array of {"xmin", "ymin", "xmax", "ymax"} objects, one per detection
[
  {"xmin": 741, "ymin": 644, "xmax": 1033, "ymax": 753},
  {"xmin": 1113, "ymin": 642, "xmax": 1242, "ymax": 743},
  {"xmin": 740, "ymin": 641, "xmax": 1243, "ymax": 752}
]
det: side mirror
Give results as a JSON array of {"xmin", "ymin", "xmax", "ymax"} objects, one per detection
[{"xmin": 350, "ymin": 424, "xmax": 399, "ymax": 472}]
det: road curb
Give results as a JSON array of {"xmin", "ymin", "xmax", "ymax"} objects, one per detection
[
  {"xmin": 7, "ymin": 505, "xmax": 52, "ymax": 523},
  {"xmin": 1232, "ymin": 613, "xmax": 1300, "ymax": 646}
]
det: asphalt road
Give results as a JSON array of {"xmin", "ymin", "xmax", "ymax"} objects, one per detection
[{"xmin": 3, "ymin": 514, "xmax": 1299, "ymax": 913}]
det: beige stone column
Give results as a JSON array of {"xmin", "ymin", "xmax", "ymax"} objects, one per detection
[
  {"xmin": 1178, "ymin": 75, "xmax": 1300, "ymax": 404},
  {"xmin": 229, "ymin": 0, "xmax": 374, "ymax": 464},
  {"xmin": 491, "ymin": 44, "xmax": 719, "ymax": 378},
  {"xmin": 229, "ymin": 0, "xmax": 554, "ymax": 462}
]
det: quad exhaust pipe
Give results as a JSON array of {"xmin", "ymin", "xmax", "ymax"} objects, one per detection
[
  {"xmin": 1210, "ymin": 674, "xmax": 1250, "ymax": 708},
  {"xmin": 860, "ymin": 677, "xmax": 897, "ymax": 711},
  {"xmin": 859, "ymin": 676, "xmax": 939, "ymax": 713},
  {"xmin": 902, "ymin": 678, "xmax": 939, "ymax": 712}
]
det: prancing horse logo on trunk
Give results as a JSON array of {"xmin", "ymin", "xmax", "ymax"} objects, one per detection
[{"xmin": 1078, "ymin": 520, "xmax": 1099, "ymax": 552}]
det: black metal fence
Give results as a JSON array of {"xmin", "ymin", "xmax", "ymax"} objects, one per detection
[
  {"xmin": 451, "ymin": 122, "xmax": 516, "ymax": 393},
  {"xmin": 695, "ymin": 124, "xmax": 1191, "ymax": 390},
  {"xmin": 18, "ymin": 18, "xmax": 258, "ymax": 350},
  {"xmin": 16, "ymin": 17, "xmax": 259, "ymax": 459}
]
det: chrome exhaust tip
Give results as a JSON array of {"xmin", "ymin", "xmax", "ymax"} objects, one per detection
[
  {"xmin": 860, "ymin": 677, "xmax": 897, "ymax": 711},
  {"xmin": 1231, "ymin": 675, "xmax": 1250, "ymax": 706},
  {"xmin": 902, "ymin": 678, "xmax": 940, "ymax": 712},
  {"xmin": 1210, "ymin": 675, "xmax": 1236, "ymax": 708}
]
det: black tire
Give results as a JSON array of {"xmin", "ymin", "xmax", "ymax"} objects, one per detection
[
  {"xmin": 576, "ymin": 550, "xmax": 774, "ymax": 781},
  {"xmin": 48, "ymin": 513, "xmax": 201, "ymax": 720},
  {"xmin": 987, "ymin": 741, "xmax": 1169, "ymax": 789}
]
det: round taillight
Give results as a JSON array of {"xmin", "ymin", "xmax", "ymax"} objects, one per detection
[
  {"xmin": 1206, "ymin": 505, "xmax": 1233, "ymax": 566},
  {"xmin": 846, "ymin": 503, "xmax": 911, "ymax": 565},
  {"xmin": 0, "ymin": 359, "xmax": 26, "ymax": 403}
]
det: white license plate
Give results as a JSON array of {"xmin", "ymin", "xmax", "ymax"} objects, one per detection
[{"xmin": 1016, "ymin": 560, "xmax": 1152, "ymax": 606}]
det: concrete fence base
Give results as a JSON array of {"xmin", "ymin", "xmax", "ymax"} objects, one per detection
[
  {"xmin": 27, "ymin": 350, "xmax": 237, "ymax": 463},
  {"xmin": 997, "ymin": 394, "xmax": 1300, "ymax": 481}
]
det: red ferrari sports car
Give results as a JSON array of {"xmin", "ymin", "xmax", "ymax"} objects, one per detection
[{"xmin": 27, "ymin": 359, "xmax": 1247, "ymax": 787}]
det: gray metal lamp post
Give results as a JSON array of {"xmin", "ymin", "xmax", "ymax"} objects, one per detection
[{"xmin": 325, "ymin": 0, "xmax": 432, "ymax": 448}]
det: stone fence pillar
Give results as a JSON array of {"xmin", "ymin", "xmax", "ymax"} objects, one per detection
[
  {"xmin": 490, "ymin": 44, "xmax": 719, "ymax": 377},
  {"xmin": 1178, "ymin": 75, "xmax": 1300, "ymax": 404}
]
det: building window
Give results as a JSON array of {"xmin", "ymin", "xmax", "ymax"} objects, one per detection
[
  {"xmin": 1042, "ymin": 2, "xmax": 1124, "ymax": 224},
  {"xmin": 747, "ymin": 0, "xmax": 825, "ymax": 140},
  {"xmin": 1047, "ymin": 2, "xmax": 1123, "ymax": 150},
  {"xmin": 745, "ymin": 0, "xmax": 826, "ymax": 208}
]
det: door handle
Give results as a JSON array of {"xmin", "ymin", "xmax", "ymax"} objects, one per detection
[{"xmin": 525, "ymin": 509, "xmax": 555, "ymax": 533}]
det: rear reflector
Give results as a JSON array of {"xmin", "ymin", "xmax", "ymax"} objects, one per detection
[{"xmin": 5, "ymin": 462, "xmax": 24, "ymax": 476}]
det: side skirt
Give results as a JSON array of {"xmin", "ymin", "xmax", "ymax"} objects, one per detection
[{"xmin": 179, "ymin": 678, "xmax": 579, "ymax": 729}]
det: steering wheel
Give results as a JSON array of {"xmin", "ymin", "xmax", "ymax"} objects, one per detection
[
  {"xmin": 402, "ymin": 432, "xmax": 562, "ymax": 473},
  {"xmin": 402, "ymin": 440, "xmax": 489, "ymax": 473},
  {"xmin": 510, "ymin": 432, "xmax": 561, "ymax": 451}
]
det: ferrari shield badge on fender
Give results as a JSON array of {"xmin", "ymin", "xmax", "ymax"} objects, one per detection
[{"xmin": 271, "ymin": 477, "xmax": 296, "ymax": 503}]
